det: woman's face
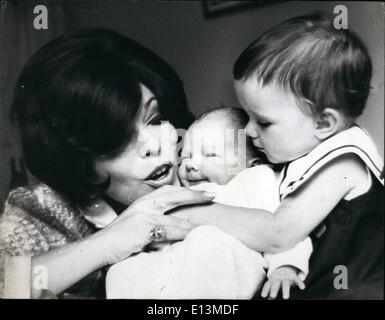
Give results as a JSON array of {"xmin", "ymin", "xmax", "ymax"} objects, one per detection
[{"xmin": 94, "ymin": 84, "xmax": 179, "ymax": 205}]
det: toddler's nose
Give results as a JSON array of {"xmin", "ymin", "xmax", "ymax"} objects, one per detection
[{"xmin": 245, "ymin": 121, "xmax": 259, "ymax": 139}]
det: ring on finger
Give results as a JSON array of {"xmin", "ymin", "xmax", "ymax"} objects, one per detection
[{"xmin": 149, "ymin": 225, "xmax": 167, "ymax": 242}]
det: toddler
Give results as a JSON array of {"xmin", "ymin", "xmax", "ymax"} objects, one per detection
[{"xmin": 228, "ymin": 13, "xmax": 383, "ymax": 299}]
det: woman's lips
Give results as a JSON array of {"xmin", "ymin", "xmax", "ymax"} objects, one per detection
[
  {"xmin": 145, "ymin": 163, "xmax": 175, "ymax": 187},
  {"xmin": 146, "ymin": 163, "xmax": 171, "ymax": 180}
]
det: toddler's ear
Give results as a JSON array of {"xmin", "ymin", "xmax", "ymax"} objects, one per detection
[{"xmin": 315, "ymin": 108, "xmax": 345, "ymax": 140}]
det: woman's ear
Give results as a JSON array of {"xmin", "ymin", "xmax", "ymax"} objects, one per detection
[{"xmin": 314, "ymin": 108, "xmax": 344, "ymax": 140}]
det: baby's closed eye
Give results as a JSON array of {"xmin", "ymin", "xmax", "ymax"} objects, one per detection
[{"xmin": 204, "ymin": 153, "xmax": 219, "ymax": 158}]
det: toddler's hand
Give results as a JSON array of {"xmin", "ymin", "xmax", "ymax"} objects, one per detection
[{"xmin": 261, "ymin": 266, "xmax": 305, "ymax": 300}]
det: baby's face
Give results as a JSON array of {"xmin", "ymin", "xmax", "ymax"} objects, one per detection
[{"xmin": 178, "ymin": 118, "xmax": 248, "ymax": 187}]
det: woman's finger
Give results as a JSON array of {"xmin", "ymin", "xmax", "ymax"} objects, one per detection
[
  {"xmin": 159, "ymin": 224, "xmax": 192, "ymax": 242},
  {"xmin": 155, "ymin": 214, "xmax": 197, "ymax": 230},
  {"xmin": 188, "ymin": 183, "xmax": 220, "ymax": 195},
  {"xmin": 139, "ymin": 184, "xmax": 181, "ymax": 199},
  {"xmin": 143, "ymin": 214, "xmax": 196, "ymax": 242},
  {"xmin": 120, "ymin": 186, "xmax": 211, "ymax": 218},
  {"xmin": 282, "ymin": 280, "xmax": 291, "ymax": 300},
  {"xmin": 146, "ymin": 188, "xmax": 215, "ymax": 214}
]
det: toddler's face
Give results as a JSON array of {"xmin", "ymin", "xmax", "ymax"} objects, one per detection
[
  {"xmin": 234, "ymin": 78, "xmax": 320, "ymax": 164},
  {"xmin": 178, "ymin": 119, "xmax": 248, "ymax": 187}
]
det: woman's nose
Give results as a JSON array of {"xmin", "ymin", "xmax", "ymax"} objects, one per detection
[
  {"xmin": 245, "ymin": 121, "xmax": 259, "ymax": 139},
  {"xmin": 138, "ymin": 122, "xmax": 178, "ymax": 158},
  {"xmin": 144, "ymin": 139, "xmax": 161, "ymax": 157},
  {"xmin": 138, "ymin": 130, "xmax": 161, "ymax": 158}
]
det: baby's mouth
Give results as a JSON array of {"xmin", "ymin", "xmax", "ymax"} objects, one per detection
[{"xmin": 185, "ymin": 179, "xmax": 209, "ymax": 186}]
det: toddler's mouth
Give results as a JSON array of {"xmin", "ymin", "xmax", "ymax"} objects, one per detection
[
  {"xmin": 251, "ymin": 139, "xmax": 264, "ymax": 150},
  {"xmin": 254, "ymin": 145, "xmax": 265, "ymax": 153}
]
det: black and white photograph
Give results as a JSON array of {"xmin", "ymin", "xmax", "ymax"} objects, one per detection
[{"xmin": 0, "ymin": 0, "xmax": 383, "ymax": 307}]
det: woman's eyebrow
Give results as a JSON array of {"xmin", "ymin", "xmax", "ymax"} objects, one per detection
[
  {"xmin": 144, "ymin": 96, "xmax": 156, "ymax": 109},
  {"xmin": 141, "ymin": 96, "xmax": 158, "ymax": 121}
]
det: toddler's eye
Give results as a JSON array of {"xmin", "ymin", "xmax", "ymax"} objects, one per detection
[{"xmin": 257, "ymin": 121, "xmax": 271, "ymax": 128}]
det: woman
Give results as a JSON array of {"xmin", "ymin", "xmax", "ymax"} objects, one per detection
[{"xmin": 0, "ymin": 29, "xmax": 214, "ymax": 298}]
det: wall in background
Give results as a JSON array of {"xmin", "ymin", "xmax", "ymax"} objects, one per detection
[
  {"xmin": 1, "ymin": 1, "xmax": 383, "ymax": 204},
  {"xmin": 63, "ymin": 1, "xmax": 384, "ymax": 158},
  {"xmin": 0, "ymin": 1, "xmax": 68, "ymax": 205}
]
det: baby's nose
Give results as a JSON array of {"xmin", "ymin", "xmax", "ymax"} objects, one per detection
[{"xmin": 185, "ymin": 159, "xmax": 199, "ymax": 172}]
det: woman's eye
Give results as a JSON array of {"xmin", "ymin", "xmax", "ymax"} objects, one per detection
[{"xmin": 148, "ymin": 114, "xmax": 164, "ymax": 125}]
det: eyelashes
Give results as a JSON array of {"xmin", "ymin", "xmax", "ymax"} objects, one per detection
[
  {"xmin": 257, "ymin": 121, "xmax": 272, "ymax": 128},
  {"xmin": 148, "ymin": 113, "xmax": 165, "ymax": 125},
  {"xmin": 204, "ymin": 153, "xmax": 218, "ymax": 158},
  {"xmin": 180, "ymin": 153, "xmax": 219, "ymax": 160}
]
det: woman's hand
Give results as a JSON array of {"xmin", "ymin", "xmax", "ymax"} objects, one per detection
[
  {"xmin": 28, "ymin": 186, "xmax": 214, "ymax": 298},
  {"xmin": 96, "ymin": 185, "xmax": 215, "ymax": 265}
]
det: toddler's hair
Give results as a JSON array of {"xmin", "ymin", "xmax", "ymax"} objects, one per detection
[{"xmin": 233, "ymin": 13, "xmax": 372, "ymax": 118}]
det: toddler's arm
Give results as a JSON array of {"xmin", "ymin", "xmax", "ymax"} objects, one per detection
[
  {"xmin": 171, "ymin": 154, "xmax": 368, "ymax": 253},
  {"xmin": 264, "ymin": 237, "xmax": 312, "ymax": 280}
]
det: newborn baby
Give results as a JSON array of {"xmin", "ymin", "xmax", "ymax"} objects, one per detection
[
  {"xmin": 106, "ymin": 107, "xmax": 312, "ymax": 299},
  {"xmin": 178, "ymin": 107, "xmax": 279, "ymax": 211}
]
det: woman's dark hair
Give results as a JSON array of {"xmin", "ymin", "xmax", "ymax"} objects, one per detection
[
  {"xmin": 11, "ymin": 28, "xmax": 194, "ymax": 207},
  {"xmin": 233, "ymin": 13, "xmax": 372, "ymax": 118}
]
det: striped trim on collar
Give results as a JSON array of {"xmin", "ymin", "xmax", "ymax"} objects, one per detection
[{"xmin": 279, "ymin": 125, "xmax": 384, "ymax": 200}]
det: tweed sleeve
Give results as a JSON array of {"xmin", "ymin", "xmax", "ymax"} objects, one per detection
[
  {"xmin": 0, "ymin": 185, "xmax": 106, "ymax": 298},
  {"xmin": 0, "ymin": 184, "xmax": 94, "ymax": 256},
  {"xmin": 0, "ymin": 201, "xmax": 62, "ymax": 256},
  {"xmin": 0, "ymin": 256, "xmax": 4, "ymax": 298},
  {"xmin": 0, "ymin": 185, "xmax": 91, "ymax": 298}
]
